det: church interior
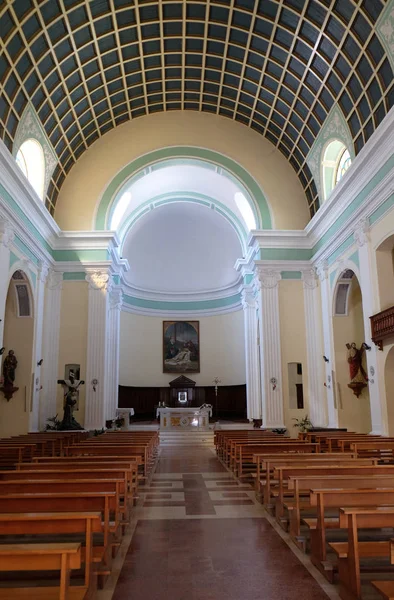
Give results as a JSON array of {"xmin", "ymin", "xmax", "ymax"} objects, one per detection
[{"xmin": 1, "ymin": 0, "xmax": 394, "ymax": 598}]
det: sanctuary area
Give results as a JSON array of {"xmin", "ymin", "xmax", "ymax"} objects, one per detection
[{"xmin": 1, "ymin": 1, "xmax": 394, "ymax": 599}]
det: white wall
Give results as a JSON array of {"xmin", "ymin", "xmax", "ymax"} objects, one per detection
[{"xmin": 119, "ymin": 310, "xmax": 245, "ymax": 387}]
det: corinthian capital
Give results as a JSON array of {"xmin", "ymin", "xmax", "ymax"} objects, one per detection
[
  {"xmin": 316, "ymin": 260, "xmax": 328, "ymax": 281},
  {"xmin": 38, "ymin": 260, "xmax": 50, "ymax": 283},
  {"xmin": 241, "ymin": 288, "xmax": 256, "ymax": 310},
  {"xmin": 109, "ymin": 289, "xmax": 123, "ymax": 310},
  {"xmin": 85, "ymin": 270, "xmax": 111, "ymax": 291},
  {"xmin": 353, "ymin": 217, "xmax": 369, "ymax": 248},
  {"xmin": 256, "ymin": 267, "xmax": 281, "ymax": 289},
  {"xmin": 0, "ymin": 218, "xmax": 15, "ymax": 248},
  {"xmin": 47, "ymin": 269, "xmax": 63, "ymax": 290},
  {"xmin": 301, "ymin": 268, "xmax": 318, "ymax": 290}
]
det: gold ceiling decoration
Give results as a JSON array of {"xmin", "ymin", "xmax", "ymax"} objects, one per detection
[{"xmin": 0, "ymin": 0, "xmax": 393, "ymax": 217}]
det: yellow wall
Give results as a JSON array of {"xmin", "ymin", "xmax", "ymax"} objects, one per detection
[
  {"xmin": 0, "ymin": 280, "xmax": 34, "ymax": 437},
  {"xmin": 333, "ymin": 277, "xmax": 372, "ymax": 433},
  {"xmin": 57, "ymin": 281, "xmax": 89, "ymax": 425},
  {"xmin": 385, "ymin": 345, "xmax": 394, "ymax": 435},
  {"xmin": 119, "ymin": 309, "xmax": 245, "ymax": 388},
  {"xmin": 55, "ymin": 111, "xmax": 309, "ymax": 231},
  {"xmin": 278, "ymin": 280, "xmax": 309, "ymax": 437}
]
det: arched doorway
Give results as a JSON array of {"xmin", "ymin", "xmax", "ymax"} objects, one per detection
[
  {"xmin": 332, "ymin": 269, "xmax": 371, "ymax": 433},
  {"xmin": 0, "ymin": 270, "xmax": 35, "ymax": 437}
]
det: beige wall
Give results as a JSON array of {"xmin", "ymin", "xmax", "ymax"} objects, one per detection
[
  {"xmin": 119, "ymin": 309, "xmax": 245, "ymax": 388},
  {"xmin": 385, "ymin": 345, "xmax": 394, "ymax": 435},
  {"xmin": 0, "ymin": 280, "xmax": 34, "ymax": 437},
  {"xmin": 278, "ymin": 280, "xmax": 309, "ymax": 437},
  {"xmin": 55, "ymin": 112, "xmax": 309, "ymax": 232},
  {"xmin": 57, "ymin": 281, "xmax": 89, "ymax": 426},
  {"xmin": 333, "ymin": 276, "xmax": 372, "ymax": 433}
]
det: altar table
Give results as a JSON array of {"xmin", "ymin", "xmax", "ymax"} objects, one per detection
[{"xmin": 156, "ymin": 407, "xmax": 212, "ymax": 430}]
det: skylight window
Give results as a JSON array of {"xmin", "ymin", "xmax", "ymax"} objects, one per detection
[
  {"xmin": 15, "ymin": 138, "xmax": 45, "ymax": 200},
  {"xmin": 234, "ymin": 192, "xmax": 256, "ymax": 231}
]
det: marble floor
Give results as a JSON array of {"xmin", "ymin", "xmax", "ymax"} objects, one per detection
[{"xmin": 99, "ymin": 446, "xmax": 341, "ymax": 600}]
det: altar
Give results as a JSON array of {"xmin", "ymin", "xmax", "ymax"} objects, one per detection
[{"xmin": 156, "ymin": 406, "xmax": 212, "ymax": 430}]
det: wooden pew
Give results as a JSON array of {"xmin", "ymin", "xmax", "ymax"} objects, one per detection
[
  {"xmin": 236, "ymin": 442, "xmax": 318, "ymax": 478},
  {"xmin": 0, "ymin": 542, "xmax": 87, "ymax": 600},
  {"xmin": 0, "ymin": 492, "xmax": 118, "ymax": 565},
  {"xmin": 273, "ymin": 465, "xmax": 394, "ymax": 520},
  {"xmin": 0, "ymin": 511, "xmax": 102, "ymax": 593},
  {"xmin": 65, "ymin": 444, "xmax": 151, "ymax": 478},
  {"xmin": 331, "ymin": 506, "xmax": 394, "ymax": 600}
]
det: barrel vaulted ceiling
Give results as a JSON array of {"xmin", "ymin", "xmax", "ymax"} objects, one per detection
[{"xmin": 0, "ymin": 0, "xmax": 393, "ymax": 217}]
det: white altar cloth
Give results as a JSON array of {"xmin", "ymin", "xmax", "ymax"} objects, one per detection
[
  {"xmin": 115, "ymin": 408, "xmax": 135, "ymax": 430},
  {"xmin": 156, "ymin": 406, "xmax": 212, "ymax": 430}
]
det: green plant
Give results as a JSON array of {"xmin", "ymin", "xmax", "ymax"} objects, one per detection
[
  {"xmin": 292, "ymin": 415, "xmax": 313, "ymax": 433},
  {"xmin": 45, "ymin": 414, "xmax": 61, "ymax": 431},
  {"xmin": 93, "ymin": 428, "xmax": 105, "ymax": 436}
]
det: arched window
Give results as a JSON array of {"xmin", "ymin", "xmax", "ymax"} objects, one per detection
[
  {"xmin": 322, "ymin": 140, "xmax": 352, "ymax": 201},
  {"xmin": 15, "ymin": 139, "xmax": 45, "ymax": 200}
]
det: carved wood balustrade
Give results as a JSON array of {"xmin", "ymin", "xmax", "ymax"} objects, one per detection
[{"xmin": 370, "ymin": 306, "xmax": 394, "ymax": 350}]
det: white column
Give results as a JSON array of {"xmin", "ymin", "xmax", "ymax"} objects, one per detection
[
  {"xmin": 354, "ymin": 218, "xmax": 385, "ymax": 434},
  {"xmin": 302, "ymin": 269, "xmax": 326, "ymax": 426},
  {"xmin": 241, "ymin": 287, "xmax": 261, "ymax": 420},
  {"xmin": 85, "ymin": 270, "xmax": 111, "ymax": 430},
  {"xmin": 106, "ymin": 289, "xmax": 122, "ymax": 421},
  {"xmin": 39, "ymin": 270, "xmax": 63, "ymax": 429},
  {"xmin": 29, "ymin": 261, "xmax": 49, "ymax": 431},
  {"xmin": 316, "ymin": 261, "xmax": 338, "ymax": 427},
  {"xmin": 255, "ymin": 268, "xmax": 284, "ymax": 428},
  {"xmin": 0, "ymin": 219, "xmax": 14, "ymax": 351}
]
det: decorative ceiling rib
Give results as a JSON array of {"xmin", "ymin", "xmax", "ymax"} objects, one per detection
[{"xmin": 0, "ymin": 0, "xmax": 393, "ymax": 217}]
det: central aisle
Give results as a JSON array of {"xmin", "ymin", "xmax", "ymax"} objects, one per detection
[{"xmin": 109, "ymin": 446, "xmax": 336, "ymax": 600}]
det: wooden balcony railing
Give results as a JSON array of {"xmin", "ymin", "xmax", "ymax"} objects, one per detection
[{"xmin": 370, "ymin": 306, "xmax": 394, "ymax": 350}]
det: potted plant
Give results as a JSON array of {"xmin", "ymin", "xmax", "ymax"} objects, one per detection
[
  {"xmin": 292, "ymin": 415, "xmax": 313, "ymax": 433},
  {"xmin": 45, "ymin": 415, "xmax": 61, "ymax": 431}
]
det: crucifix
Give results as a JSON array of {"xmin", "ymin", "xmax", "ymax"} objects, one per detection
[
  {"xmin": 57, "ymin": 370, "xmax": 85, "ymax": 430},
  {"xmin": 57, "ymin": 370, "xmax": 85, "ymax": 410}
]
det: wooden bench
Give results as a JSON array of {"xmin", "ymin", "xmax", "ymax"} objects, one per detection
[
  {"xmin": 331, "ymin": 506, "xmax": 394, "ymax": 600},
  {"xmin": 0, "ymin": 542, "xmax": 87, "ymax": 600},
  {"xmin": 0, "ymin": 511, "xmax": 102, "ymax": 592},
  {"xmin": 235, "ymin": 443, "xmax": 318, "ymax": 478}
]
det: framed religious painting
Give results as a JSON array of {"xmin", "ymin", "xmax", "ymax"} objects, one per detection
[{"xmin": 163, "ymin": 321, "xmax": 200, "ymax": 373}]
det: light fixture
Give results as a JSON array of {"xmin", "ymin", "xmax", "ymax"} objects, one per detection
[
  {"xmin": 37, "ymin": 359, "xmax": 43, "ymax": 366},
  {"xmin": 323, "ymin": 355, "xmax": 329, "ymax": 363},
  {"xmin": 362, "ymin": 343, "xmax": 371, "ymax": 351}
]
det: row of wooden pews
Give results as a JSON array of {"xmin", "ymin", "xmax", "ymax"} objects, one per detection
[
  {"xmin": 249, "ymin": 430, "xmax": 394, "ymax": 600},
  {"xmin": 0, "ymin": 429, "xmax": 159, "ymax": 599}
]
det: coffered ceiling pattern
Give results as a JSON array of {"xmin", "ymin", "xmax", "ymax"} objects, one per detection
[{"xmin": 0, "ymin": 0, "xmax": 393, "ymax": 217}]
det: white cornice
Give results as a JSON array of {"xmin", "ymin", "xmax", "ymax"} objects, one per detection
[
  {"xmin": 53, "ymin": 230, "xmax": 120, "ymax": 250},
  {"xmin": 122, "ymin": 276, "xmax": 242, "ymax": 302},
  {"xmin": 254, "ymin": 259, "xmax": 312, "ymax": 271},
  {"xmin": 248, "ymin": 229, "xmax": 312, "ymax": 250},
  {"xmin": 121, "ymin": 299, "xmax": 242, "ymax": 318}
]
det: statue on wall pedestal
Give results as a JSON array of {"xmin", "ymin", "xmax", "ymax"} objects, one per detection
[
  {"xmin": 0, "ymin": 350, "xmax": 19, "ymax": 401},
  {"xmin": 57, "ymin": 371, "xmax": 85, "ymax": 430},
  {"xmin": 346, "ymin": 343, "xmax": 368, "ymax": 398}
]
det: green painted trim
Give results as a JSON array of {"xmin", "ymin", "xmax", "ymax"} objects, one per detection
[
  {"xmin": 260, "ymin": 248, "xmax": 312, "ymax": 260},
  {"xmin": 52, "ymin": 249, "xmax": 109, "ymax": 262},
  {"xmin": 313, "ymin": 154, "xmax": 394, "ymax": 257},
  {"xmin": 281, "ymin": 271, "xmax": 302, "ymax": 280},
  {"xmin": 370, "ymin": 192, "xmax": 394, "ymax": 225},
  {"xmin": 14, "ymin": 235, "xmax": 39, "ymax": 266},
  {"xmin": 9, "ymin": 251, "xmax": 19, "ymax": 269},
  {"xmin": 112, "ymin": 274, "xmax": 121, "ymax": 285},
  {"xmin": 244, "ymin": 274, "xmax": 253, "ymax": 285},
  {"xmin": 349, "ymin": 250, "xmax": 360, "ymax": 269},
  {"xmin": 123, "ymin": 292, "xmax": 241, "ymax": 311},
  {"xmin": 0, "ymin": 183, "xmax": 53, "ymax": 256},
  {"xmin": 95, "ymin": 147, "xmax": 271, "ymax": 231},
  {"xmin": 330, "ymin": 269, "xmax": 337, "ymax": 288},
  {"xmin": 327, "ymin": 234, "xmax": 354, "ymax": 267},
  {"xmin": 63, "ymin": 272, "xmax": 86, "ymax": 281}
]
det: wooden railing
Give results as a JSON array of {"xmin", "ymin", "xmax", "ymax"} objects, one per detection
[{"xmin": 370, "ymin": 306, "xmax": 394, "ymax": 350}]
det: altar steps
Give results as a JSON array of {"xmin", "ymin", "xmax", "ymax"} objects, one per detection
[{"xmin": 159, "ymin": 431, "xmax": 215, "ymax": 447}]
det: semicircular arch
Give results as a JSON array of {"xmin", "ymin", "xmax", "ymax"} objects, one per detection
[{"xmin": 94, "ymin": 147, "xmax": 272, "ymax": 231}]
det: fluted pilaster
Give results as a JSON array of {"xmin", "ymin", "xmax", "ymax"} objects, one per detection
[
  {"xmin": 255, "ymin": 268, "xmax": 284, "ymax": 428},
  {"xmin": 241, "ymin": 287, "xmax": 261, "ymax": 420}
]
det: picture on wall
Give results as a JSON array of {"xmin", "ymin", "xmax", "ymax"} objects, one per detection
[{"xmin": 163, "ymin": 321, "xmax": 200, "ymax": 373}]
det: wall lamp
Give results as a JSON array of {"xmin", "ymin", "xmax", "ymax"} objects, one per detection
[
  {"xmin": 362, "ymin": 343, "xmax": 372, "ymax": 351},
  {"xmin": 323, "ymin": 355, "xmax": 329, "ymax": 363},
  {"xmin": 0, "ymin": 347, "xmax": 5, "ymax": 355},
  {"xmin": 37, "ymin": 359, "xmax": 44, "ymax": 366}
]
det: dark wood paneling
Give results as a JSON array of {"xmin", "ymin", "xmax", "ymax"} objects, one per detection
[{"xmin": 118, "ymin": 384, "xmax": 246, "ymax": 420}]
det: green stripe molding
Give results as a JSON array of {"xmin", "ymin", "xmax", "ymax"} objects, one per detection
[{"xmin": 123, "ymin": 293, "xmax": 241, "ymax": 311}]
